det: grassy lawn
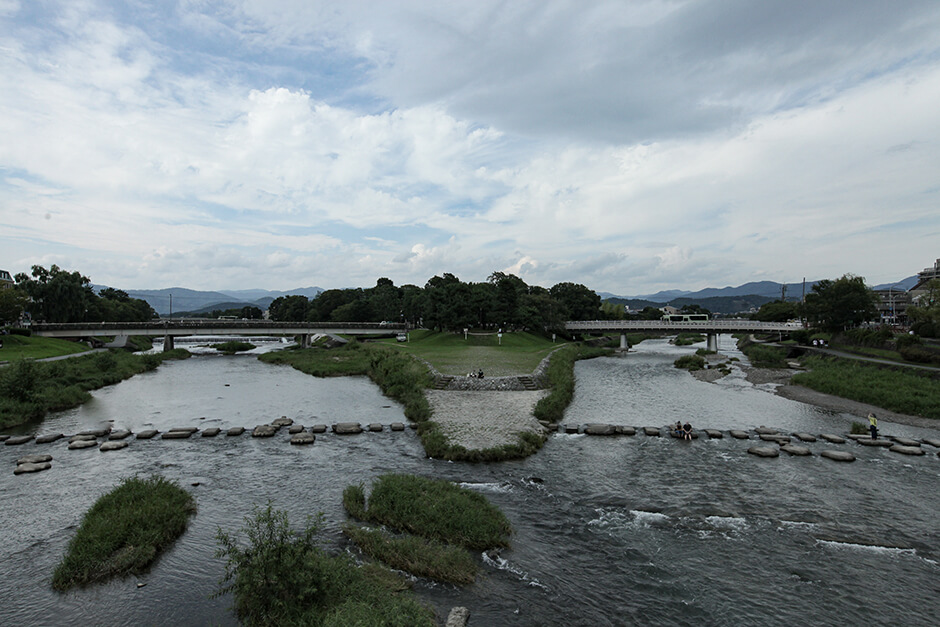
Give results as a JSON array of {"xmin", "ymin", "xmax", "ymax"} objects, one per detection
[
  {"xmin": 373, "ymin": 330, "xmax": 561, "ymax": 376},
  {"xmin": 0, "ymin": 335, "xmax": 91, "ymax": 361}
]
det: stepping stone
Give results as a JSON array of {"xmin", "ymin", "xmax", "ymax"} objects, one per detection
[
  {"xmin": 272, "ymin": 417, "xmax": 293, "ymax": 427},
  {"xmin": 619, "ymin": 426, "xmax": 637, "ymax": 436},
  {"xmin": 290, "ymin": 432, "xmax": 316, "ymax": 445},
  {"xmin": 69, "ymin": 434, "xmax": 98, "ymax": 443},
  {"xmin": 162, "ymin": 430, "xmax": 193, "ymax": 439},
  {"xmin": 35, "ymin": 433, "xmax": 64, "ymax": 444},
  {"xmin": 78, "ymin": 428, "xmax": 111, "ymax": 437},
  {"xmin": 821, "ymin": 450, "xmax": 855, "ymax": 462},
  {"xmin": 584, "ymin": 424, "xmax": 616, "ymax": 436},
  {"xmin": 17, "ymin": 454, "xmax": 52, "ymax": 465},
  {"xmin": 564, "ymin": 424, "xmax": 579, "ymax": 434},
  {"xmin": 367, "ymin": 423, "xmax": 384, "ymax": 432},
  {"xmin": 0, "ymin": 435, "xmax": 9, "ymax": 442},
  {"xmin": 288, "ymin": 425, "xmax": 305, "ymax": 434},
  {"xmin": 226, "ymin": 427, "xmax": 246, "ymax": 436},
  {"xmin": 14, "ymin": 461, "xmax": 51, "ymax": 474},
  {"xmin": 819, "ymin": 434, "xmax": 845, "ymax": 444},
  {"xmin": 390, "ymin": 423, "xmax": 405, "ymax": 431},
  {"xmin": 669, "ymin": 430, "xmax": 699, "ymax": 439},
  {"xmin": 4, "ymin": 435, "xmax": 33, "ymax": 446},
  {"xmin": 891, "ymin": 437, "xmax": 920, "ymax": 447},
  {"xmin": 780, "ymin": 445, "xmax": 812, "ymax": 456},
  {"xmin": 889, "ymin": 444, "xmax": 924, "ymax": 456},
  {"xmin": 201, "ymin": 427, "xmax": 221, "ymax": 437},
  {"xmin": 759, "ymin": 434, "xmax": 791, "ymax": 444},
  {"xmin": 408, "ymin": 423, "xmax": 419, "ymax": 430},
  {"xmin": 748, "ymin": 446, "xmax": 779, "ymax": 458},
  {"xmin": 136, "ymin": 430, "xmax": 159, "ymax": 439},
  {"xmin": 109, "ymin": 430, "xmax": 132, "ymax": 440},
  {"xmin": 100, "ymin": 441, "xmax": 128, "ymax": 452},
  {"xmin": 858, "ymin": 439, "xmax": 893, "ymax": 447},
  {"xmin": 921, "ymin": 438, "xmax": 940, "ymax": 448},
  {"xmin": 333, "ymin": 422, "xmax": 363, "ymax": 435},
  {"xmin": 792, "ymin": 433, "xmax": 817, "ymax": 443},
  {"xmin": 729, "ymin": 430, "xmax": 750, "ymax": 439},
  {"xmin": 755, "ymin": 426, "xmax": 779, "ymax": 435},
  {"xmin": 252, "ymin": 425, "xmax": 277, "ymax": 438},
  {"xmin": 311, "ymin": 425, "xmax": 327, "ymax": 433},
  {"xmin": 168, "ymin": 427, "xmax": 198, "ymax": 434},
  {"xmin": 68, "ymin": 439, "xmax": 98, "ymax": 450},
  {"xmin": 704, "ymin": 429, "xmax": 723, "ymax": 439},
  {"xmin": 643, "ymin": 427, "xmax": 661, "ymax": 436},
  {"xmin": 846, "ymin": 434, "xmax": 868, "ymax": 441}
]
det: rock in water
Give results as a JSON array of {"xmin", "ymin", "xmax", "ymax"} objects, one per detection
[
  {"xmin": 68, "ymin": 439, "xmax": 98, "ymax": 450},
  {"xmin": 226, "ymin": 427, "xmax": 245, "ymax": 436},
  {"xmin": 35, "ymin": 433, "xmax": 64, "ymax": 444},
  {"xmin": 368, "ymin": 423, "xmax": 383, "ymax": 432},
  {"xmin": 136, "ymin": 430, "xmax": 159, "ymax": 439},
  {"xmin": 584, "ymin": 424, "xmax": 616, "ymax": 436},
  {"xmin": 272, "ymin": 417, "xmax": 293, "ymax": 427},
  {"xmin": 780, "ymin": 445, "xmax": 812, "ymax": 456},
  {"xmin": 445, "ymin": 607, "xmax": 470, "ymax": 627},
  {"xmin": 16, "ymin": 454, "xmax": 53, "ymax": 465},
  {"xmin": 100, "ymin": 441, "xmax": 128, "ymax": 452},
  {"xmin": 821, "ymin": 450, "xmax": 855, "ymax": 462},
  {"xmin": 14, "ymin": 461, "xmax": 51, "ymax": 474},
  {"xmin": 889, "ymin": 444, "xmax": 924, "ymax": 456},
  {"xmin": 288, "ymin": 425, "xmax": 304, "ymax": 434},
  {"xmin": 252, "ymin": 425, "xmax": 277, "ymax": 438},
  {"xmin": 333, "ymin": 423, "xmax": 362, "ymax": 435},
  {"xmin": 109, "ymin": 430, "xmax": 132, "ymax": 440},
  {"xmin": 161, "ymin": 431, "xmax": 193, "ymax": 439},
  {"xmin": 201, "ymin": 428, "xmax": 221, "ymax": 437},
  {"xmin": 310, "ymin": 424, "xmax": 327, "ymax": 433},
  {"xmin": 729, "ymin": 430, "xmax": 750, "ymax": 440},
  {"xmin": 643, "ymin": 427, "xmax": 661, "ymax": 436},
  {"xmin": 390, "ymin": 423, "xmax": 405, "ymax": 431},
  {"xmin": 792, "ymin": 433, "xmax": 817, "ymax": 442},
  {"xmin": 290, "ymin": 432, "xmax": 316, "ymax": 445},
  {"xmin": 819, "ymin": 434, "xmax": 845, "ymax": 444},
  {"xmin": 704, "ymin": 429, "xmax": 723, "ymax": 439},
  {"xmin": 747, "ymin": 446, "xmax": 779, "ymax": 458},
  {"xmin": 4, "ymin": 435, "xmax": 33, "ymax": 446}
]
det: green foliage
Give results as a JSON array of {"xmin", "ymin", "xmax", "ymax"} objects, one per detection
[
  {"xmin": 898, "ymin": 344, "xmax": 940, "ymax": 365},
  {"xmin": 752, "ymin": 300, "xmax": 798, "ymax": 322},
  {"xmin": 52, "ymin": 476, "xmax": 195, "ymax": 590},
  {"xmin": 850, "ymin": 421, "xmax": 868, "ymax": 435},
  {"xmin": 343, "ymin": 525, "xmax": 479, "ymax": 585},
  {"xmin": 673, "ymin": 333, "xmax": 705, "ymax": 346},
  {"xmin": 0, "ymin": 358, "xmax": 38, "ymax": 402},
  {"xmin": 674, "ymin": 354, "xmax": 706, "ymax": 371},
  {"xmin": 347, "ymin": 474, "xmax": 511, "ymax": 551},
  {"xmin": 801, "ymin": 274, "xmax": 878, "ymax": 332},
  {"xmin": 895, "ymin": 333, "xmax": 921, "ymax": 349},
  {"xmin": 793, "ymin": 356, "xmax": 940, "ymax": 419},
  {"xmin": 842, "ymin": 327, "xmax": 893, "ymax": 348},
  {"xmin": 695, "ymin": 348, "xmax": 717, "ymax": 355},
  {"xmin": 215, "ymin": 503, "xmax": 433, "ymax": 627},
  {"xmin": 0, "ymin": 288, "xmax": 30, "ymax": 325},
  {"xmin": 211, "ymin": 341, "xmax": 256, "ymax": 354}
]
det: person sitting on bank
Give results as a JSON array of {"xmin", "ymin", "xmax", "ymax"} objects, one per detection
[
  {"xmin": 682, "ymin": 422, "xmax": 693, "ymax": 441},
  {"xmin": 868, "ymin": 413, "xmax": 878, "ymax": 440},
  {"xmin": 674, "ymin": 421, "xmax": 683, "ymax": 437},
  {"xmin": 478, "ymin": 369, "xmax": 484, "ymax": 379}
]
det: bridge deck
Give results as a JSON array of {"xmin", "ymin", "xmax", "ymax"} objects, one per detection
[
  {"xmin": 565, "ymin": 320, "xmax": 798, "ymax": 333},
  {"xmin": 31, "ymin": 321, "xmax": 407, "ymax": 338}
]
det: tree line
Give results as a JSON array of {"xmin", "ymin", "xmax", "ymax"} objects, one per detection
[{"xmin": 268, "ymin": 272, "xmax": 601, "ymax": 333}]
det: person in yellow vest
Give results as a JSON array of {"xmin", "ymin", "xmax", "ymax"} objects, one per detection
[{"xmin": 868, "ymin": 413, "xmax": 878, "ymax": 440}]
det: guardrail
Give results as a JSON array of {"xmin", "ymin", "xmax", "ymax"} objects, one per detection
[{"xmin": 564, "ymin": 320, "xmax": 797, "ymax": 332}]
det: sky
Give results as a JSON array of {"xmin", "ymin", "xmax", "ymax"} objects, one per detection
[{"xmin": 1, "ymin": 0, "xmax": 939, "ymax": 296}]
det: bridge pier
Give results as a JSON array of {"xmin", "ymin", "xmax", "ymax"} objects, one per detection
[
  {"xmin": 298, "ymin": 334, "xmax": 310, "ymax": 348},
  {"xmin": 620, "ymin": 333, "xmax": 627, "ymax": 350},
  {"xmin": 163, "ymin": 335, "xmax": 174, "ymax": 351},
  {"xmin": 706, "ymin": 333, "xmax": 718, "ymax": 352}
]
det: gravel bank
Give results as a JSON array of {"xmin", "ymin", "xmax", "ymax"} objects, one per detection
[{"xmin": 425, "ymin": 389, "xmax": 548, "ymax": 451}]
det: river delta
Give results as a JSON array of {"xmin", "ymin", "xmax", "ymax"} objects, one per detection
[{"xmin": 1, "ymin": 337, "xmax": 938, "ymax": 626}]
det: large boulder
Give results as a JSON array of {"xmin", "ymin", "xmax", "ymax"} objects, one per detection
[
  {"xmin": 136, "ymin": 430, "xmax": 159, "ymax": 439},
  {"xmin": 584, "ymin": 424, "xmax": 616, "ymax": 436},
  {"xmin": 290, "ymin": 432, "xmax": 316, "ymax": 445},
  {"xmin": 747, "ymin": 446, "xmax": 779, "ymax": 458},
  {"xmin": 17, "ymin": 454, "xmax": 52, "ymax": 465},
  {"xmin": 4, "ymin": 435, "xmax": 33, "ymax": 446},
  {"xmin": 889, "ymin": 444, "xmax": 924, "ymax": 456},
  {"xmin": 792, "ymin": 433, "xmax": 817, "ymax": 443},
  {"xmin": 35, "ymin": 433, "xmax": 64, "ymax": 444},
  {"xmin": 821, "ymin": 450, "xmax": 855, "ymax": 462},
  {"xmin": 99, "ymin": 441, "xmax": 128, "ymax": 452},
  {"xmin": 729, "ymin": 430, "xmax": 750, "ymax": 440},
  {"xmin": 780, "ymin": 445, "xmax": 812, "ymax": 456},
  {"xmin": 819, "ymin": 434, "xmax": 845, "ymax": 444},
  {"xmin": 333, "ymin": 422, "xmax": 363, "ymax": 435},
  {"xmin": 68, "ymin": 439, "xmax": 98, "ymax": 450},
  {"xmin": 14, "ymin": 461, "xmax": 51, "ymax": 474}
]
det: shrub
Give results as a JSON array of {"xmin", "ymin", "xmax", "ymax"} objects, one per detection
[
  {"xmin": 211, "ymin": 341, "xmax": 256, "ymax": 354},
  {"xmin": 674, "ymin": 354, "xmax": 706, "ymax": 371},
  {"xmin": 0, "ymin": 358, "xmax": 38, "ymax": 402},
  {"xmin": 742, "ymin": 344, "xmax": 787, "ymax": 368},
  {"xmin": 3, "ymin": 326, "xmax": 32, "ymax": 336},
  {"xmin": 911, "ymin": 321, "xmax": 937, "ymax": 338},
  {"xmin": 899, "ymin": 345, "xmax": 940, "ymax": 365},
  {"xmin": 850, "ymin": 421, "xmax": 868, "ymax": 435},
  {"xmin": 895, "ymin": 333, "xmax": 921, "ymax": 349}
]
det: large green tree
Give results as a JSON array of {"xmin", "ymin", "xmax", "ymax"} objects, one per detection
[
  {"xmin": 752, "ymin": 300, "xmax": 798, "ymax": 323},
  {"xmin": 801, "ymin": 275, "xmax": 877, "ymax": 331},
  {"xmin": 0, "ymin": 287, "xmax": 29, "ymax": 325},
  {"xmin": 15, "ymin": 265, "xmax": 97, "ymax": 323},
  {"xmin": 549, "ymin": 282, "xmax": 601, "ymax": 321}
]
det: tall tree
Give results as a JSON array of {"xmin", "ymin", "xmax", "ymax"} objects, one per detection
[
  {"xmin": 549, "ymin": 282, "xmax": 601, "ymax": 321},
  {"xmin": 801, "ymin": 274, "xmax": 877, "ymax": 331},
  {"xmin": 0, "ymin": 287, "xmax": 29, "ymax": 325},
  {"xmin": 14, "ymin": 265, "xmax": 97, "ymax": 323}
]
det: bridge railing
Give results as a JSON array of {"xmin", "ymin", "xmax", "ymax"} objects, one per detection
[
  {"xmin": 564, "ymin": 320, "xmax": 796, "ymax": 332},
  {"xmin": 31, "ymin": 321, "xmax": 408, "ymax": 332}
]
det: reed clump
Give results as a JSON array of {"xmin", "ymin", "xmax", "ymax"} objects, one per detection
[
  {"xmin": 343, "ymin": 474, "xmax": 512, "ymax": 585},
  {"xmin": 52, "ymin": 476, "xmax": 195, "ymax": 590},
  {"xmin": 210, "ymin": 340, "xmax": 256, "ymax": 354}
]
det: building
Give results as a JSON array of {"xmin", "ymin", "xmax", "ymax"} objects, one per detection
[
  {"xmin": 909, "ymin": 258, "xmax": 940, "ymax": 306},
  {"xmin": 0, "ymin": 269, "xmax": 14, "ymax": 289},
  {"xmin": 873, "ymin": 288, "xmax": 911, "ymax": 325}
]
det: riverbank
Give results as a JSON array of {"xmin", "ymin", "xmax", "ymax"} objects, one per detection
[
  {"xmin": 425, "ymin": 389, "xmax": 548, "ymax": 451},
  {"xmin": 739, "ymin": 365, "xmax": 940, "ymax": 431}
]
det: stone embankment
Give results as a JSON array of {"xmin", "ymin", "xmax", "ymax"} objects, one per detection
[{"xmin": 552, "ymin": 423, "xmax": 940, "ymax": 464}]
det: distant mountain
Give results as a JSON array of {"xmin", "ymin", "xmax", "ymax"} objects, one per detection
[
  {"xmin": 116, "ymin": 286, "xmax": 323, "ymax": 315},
  {"xmin": 872, "ymin": 275, "xmax": 918, "ymax": 291},
  {"xmin": 219, "ymin": 287, "xmax": 323, "ymax": 300},
  {"xmin": 605, "ymin": 295, "xmax": 776, "ymax": 315}
]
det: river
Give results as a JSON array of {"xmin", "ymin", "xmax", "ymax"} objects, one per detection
[{"xmin": 1, "ymin": 338, "xmax": 938, "ymax": 626}]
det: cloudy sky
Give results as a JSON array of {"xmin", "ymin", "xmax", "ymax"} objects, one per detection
[{"xmin": 1, "ymin": 1, "xmax": 938, "ymax": 295}]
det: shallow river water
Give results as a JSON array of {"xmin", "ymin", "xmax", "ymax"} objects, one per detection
[{"xmin": 1, "ymin": 338, "xmax": 938, "ymax": 626}]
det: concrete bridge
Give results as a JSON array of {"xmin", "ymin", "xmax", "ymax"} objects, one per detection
[
  {"xmin": 31, "ymin": 320, "xmax": 408, "ymax": 351},
  {"xmin": 565, "ymin": 319, "xmax": 799, "ymax": 351}
]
